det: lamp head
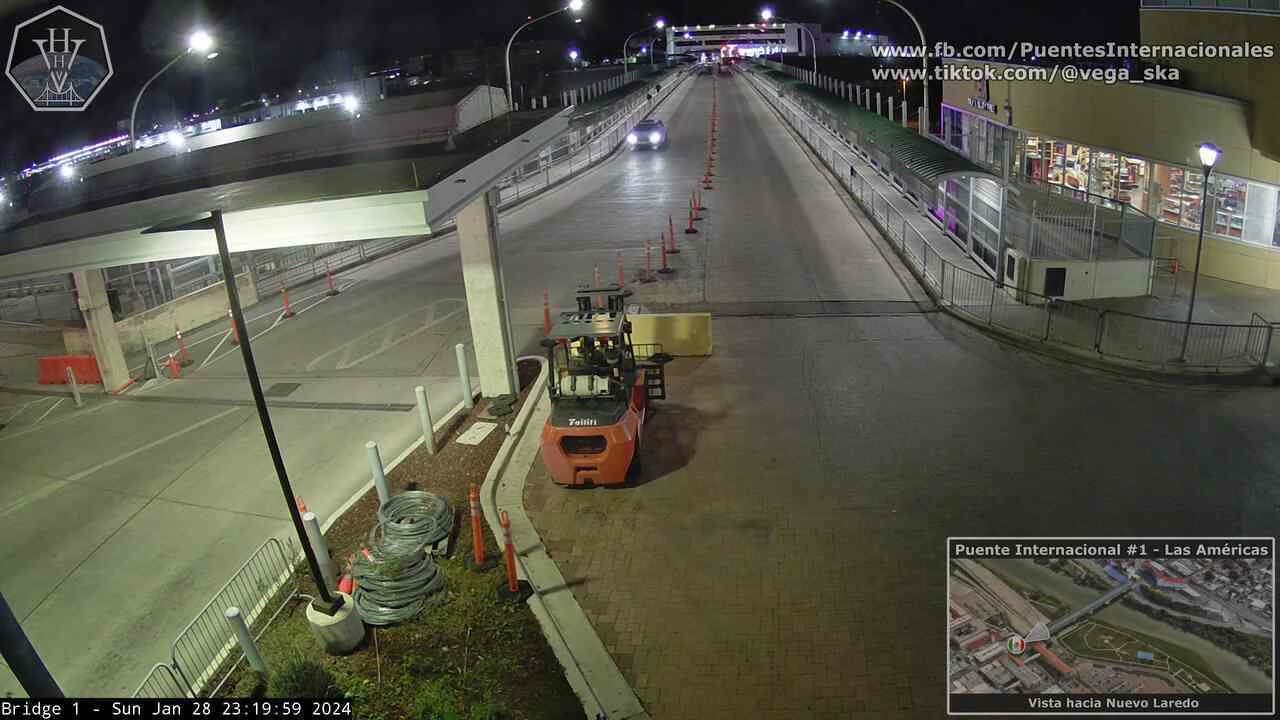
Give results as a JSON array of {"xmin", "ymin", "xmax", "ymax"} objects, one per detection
[
  {"xmin": 569, "ymin": 49, "xmax": 579, "ymax": 60},
  {"xmin": 188, "ymin": 30, "xmax": 213, "ymax": 54},
  {"xmin": 655, "ymin": 19, "xmax": 665, "ymax": 29},
  {"xmin": 760, "ymin": 8, "xmax": 774, "ymax": 21},
  {"xmin": 567, "ymin": 0, "xmax": 584, "ymax": 12},
  {"xmin": 1198, "ymin": 142, "xmax": 1221, "ymax": 171}
]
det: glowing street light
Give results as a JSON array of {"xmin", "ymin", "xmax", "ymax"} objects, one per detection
[
  {"xmin": 505, "ymin": 2, "xmax": 586, "ymax": 111},
  {"xmin": 130, "ymin": 29, "xmax": 218, "ymax": 149},
  {"xmin": 760, "ymin": 7, "xmax": 774, "ymax": 21},
  {"xmin": 569, "ymin": 49, "xmax": 580, "ymax": 61},
  {"xmin": 58, "ymin": 164, "xmax": 74, "ymax": 181},
  {"xmin": 343, "ymin": 94, "xmax": 361, "ymax": 114},
  {"xmin": 166, "ymin": 130, "xmax": 185, "ymax": 149}
]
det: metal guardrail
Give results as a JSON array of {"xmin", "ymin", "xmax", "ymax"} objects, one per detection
[
  {"xmin": 254, "ymin": 69, "xmax": 691, "ymax": 297},
  {"xmin": 132, "ymin": 537, "xmax": 298, "ymax": 699},
  {"xmin": 745, "ymin": 64, "xmax": 1274, "ymax": 374}
]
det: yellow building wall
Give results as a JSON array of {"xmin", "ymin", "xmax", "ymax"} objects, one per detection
[
  {"xmin": 1140, "ymin": 8, "xmax": 1280, "ymax": 165},
  {"xmin": 942, "ymin": 58, "xmax": 1280, "ymax": 289},
  {"xmin": 940, "ymin": 59, "xmax": 1278, "ymax": 182}
]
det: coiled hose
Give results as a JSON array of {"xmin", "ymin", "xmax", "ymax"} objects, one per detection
[
  {"xmin": 373, "ymin": 491, "xmax": 454, "ymax": 555},
  {"xmin": 350, "ymin": 491, "xmax": 454, "ymax": 625},
  {"xmin": 351, "ymin": 543, "xmax": 445, "ymax": 625}
]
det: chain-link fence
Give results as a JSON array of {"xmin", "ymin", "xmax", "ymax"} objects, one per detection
[{"xmin": 746, "ymin": 63, "xmax": 1272, "ymax": 374}]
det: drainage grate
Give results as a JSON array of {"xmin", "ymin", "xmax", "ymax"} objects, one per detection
[{"xmin": 263, "ymin": 382, "xmax": 302, "ymax": 398}]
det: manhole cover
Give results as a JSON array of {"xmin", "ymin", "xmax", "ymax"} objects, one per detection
[{"xmin": 264, "ymin": 383, "xmax": 302, "ymax": 398}]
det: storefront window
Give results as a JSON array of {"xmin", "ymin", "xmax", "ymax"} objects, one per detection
[
  {"xmin": 1048, "ymin": 142, "xmax": 1066, "ymax": 185},
  {"xmin": 1182, "ymin": 170, "xmax": 1205, "ymax": 231},
  {"xmin": 1152, "ymin": 163, "xmax": 1199, "ymax": 230},
  {"xmin": 1119, "ymin": 157, "xmax": 1150, "ymax": 213},
  {"xmin": 1023, "ymin": 136, "xmax": 1046, "ymax": 181},
  {"xmin": 1211, "ymin": 176, "xmax": 1247, "ymax": 239},
  {"xmin": 1242, "ymin": 182, "xmax": 1280, "ymax": 248},
  {"xmin": 1062, "ymin": 144, "xmax": 1089, "ymax": 192},
  {"xmin": 1090, "ymin": 151, "xmax": 1119, "ymax": 200}
]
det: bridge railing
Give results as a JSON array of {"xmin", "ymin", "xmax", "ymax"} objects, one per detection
[
  {"xmin": 742, "ymin": 62, "xmax": 1273, "ymax": 377},
  {"xmin": 252, "ymin": 68, "xmax": 691, "ymax": 298}
]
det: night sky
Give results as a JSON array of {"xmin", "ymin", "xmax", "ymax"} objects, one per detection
[{"xmin": 0, "ymin": 0, "xmax": 1138, "ymax": 172}]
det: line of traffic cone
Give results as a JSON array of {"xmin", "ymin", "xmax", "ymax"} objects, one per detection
[{"xmin": 281, "ymin": 287, "xmax": 296, "ymax": 319}]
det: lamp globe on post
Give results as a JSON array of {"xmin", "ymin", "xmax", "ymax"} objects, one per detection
[
  {"xmin": 1178, "ymin": 142, "xmax": 1222, "ymax": 362},
  {"xmin": 130, "ymin": 29, "xmax": 217, "ymax": 150},
  {"xmin": 505, "ymin": 1, "xmax": 585, "ymax": 112}
]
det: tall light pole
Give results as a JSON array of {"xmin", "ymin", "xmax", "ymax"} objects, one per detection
[
  {"xmin": 142, "ymin": 211, "xmax": 346, "ymax": 616},
  {"xmin": 505, "ymin": 0, "xmax": 585, "ymax": 112},
  {"xmin": 130, "ymin": 30, "xmax": 216, "ymax": 150},
  {"xmin": 760, "ymin": 8, "xmax": 816, "ymax": 78},
  {"xmin": 622, "ymin": 19, "xmax": 665, "ymax": 83},
  {"xmin": 879, "ymin": 0, "xmax": 928, "ymax": 135},
  {"xmin": 1179, "ymin": 142, "xmax": 1222, "ymax": 363}
]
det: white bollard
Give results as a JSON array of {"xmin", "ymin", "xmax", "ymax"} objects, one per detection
[
  {"xmin": 65, "ymin": 366, "xmax": 83, "ymax": 408},
  {"xmin": 902, "ymin": 99, "xmax": 908, "ymax": 127},
  {"xmin": 225, "ymin": 607, "xmax": 267, "ymax": 673},
  {"xmin": 876, "ymin": 92, "xmax": 882, "ymax": 116},
  {"xmin": 366, "ymin": 440, "xmax": 389, "ymax": 507},
  {"xmin": 455, "ymin": 343, "xmax": 475, "ymax": 410},
  {"xmin": 542, "ymin": 94, "xmax": 548, "ymax": 108},
  {"xmin": 414, "ymin": 385, "xmax": 436, "ymax": 455},
  {"xmin": 302, "ymin": 512, "xmax": 338, "ymax": 592},
  {"xmin": 889, "ymin": 97, "xmax": 895, "ymax": 123}
]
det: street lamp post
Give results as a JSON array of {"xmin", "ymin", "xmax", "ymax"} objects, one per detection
[
  {"xmin": 622, "ymin": 19, "xmax": 665, "ymax": 84},
  {"xmin": 879, "ymin": 0, "xmax": 929, "ymax": 135},
  {"xmin": 129, "ymin": 30, "xmax": 215, "ymax": 150},
  {"xmin": 505, "ymin": 0, "xmax": 584, "ymax": 112},
  {"xmin": 1178, "ymin": 142, "xmax": 1222, "ymax": 363},
  {"xmin": 141, "ymin": 211, "xmax": 345, "ymax": 617},
  {"xmin": 760, "ymin": 8, "xmax": 817, "ymax": 78}
]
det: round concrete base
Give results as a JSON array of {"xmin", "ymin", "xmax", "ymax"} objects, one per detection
[{"xmin": 305, "ymin": 591, "xmax": 363, "ymax": 655}]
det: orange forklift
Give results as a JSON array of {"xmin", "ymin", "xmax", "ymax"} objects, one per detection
[{"xmin": 539, "ymin": 286, "xmax": 671, "ymax": 487}]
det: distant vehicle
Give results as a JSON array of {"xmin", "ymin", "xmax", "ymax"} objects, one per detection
[{"xmin": 626, "ymin": 119, "xmax": 667, "ymax": 150}]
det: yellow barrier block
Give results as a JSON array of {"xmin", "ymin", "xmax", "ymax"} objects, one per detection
[{"xmin": 628, "ymin": 313, "xmax": 713, "ymax": 356}]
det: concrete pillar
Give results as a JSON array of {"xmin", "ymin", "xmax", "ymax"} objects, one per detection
[
  {"xmin": 456, "ymin": 189, "xmax": 517, "ymax": 397},
  {"xmin": 73, "ymin": 269, "xmax": 129, "ymax": 391}
]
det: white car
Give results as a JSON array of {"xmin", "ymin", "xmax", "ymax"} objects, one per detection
[{"xmin": 626, "ymin": 119, "xmax": 667, "ymax": 150}]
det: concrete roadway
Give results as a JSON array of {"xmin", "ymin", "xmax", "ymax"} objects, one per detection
[
  {"xmin": 3, "ymin": 66, "xmax": 1278, "ymax": 710},
  {"xmin": 522, "ymin": 69, "xmax": 1279, "ymax": 720}
]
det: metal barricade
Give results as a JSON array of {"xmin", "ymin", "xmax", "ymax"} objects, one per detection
[
  {"xmin": 133, "ymin": 663, "xmax": 193, "ymax": 699},
  {"xmin": 168, "ymin": 537, "xmax": 298, "ymax": 697}
]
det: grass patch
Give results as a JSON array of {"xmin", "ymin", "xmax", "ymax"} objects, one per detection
[
  {"xmin": 1058, "ymin": 619, "xmax": 1231, "ymax": 693},
  {"xmin": 219, "ymin": 360, "xmax": 580, "ymax": 719}
]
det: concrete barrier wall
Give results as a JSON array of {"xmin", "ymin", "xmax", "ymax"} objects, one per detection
[
  {"xmin": 112, "ymin": 271, "xmax": 258, "ymax": 355},
  {"xmin": 630, "ymin": 313, "xmax": 713, "ymax": 356}
]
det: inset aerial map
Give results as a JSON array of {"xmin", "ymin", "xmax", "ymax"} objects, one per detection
[{"xmin": 947, "ymin": 539, "xmax": 1274, "ymax": 715}]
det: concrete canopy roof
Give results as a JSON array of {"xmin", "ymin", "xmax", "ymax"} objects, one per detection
[{"xmin": 0, "ymin": 108, "xmax": 574, "ymax": 282}]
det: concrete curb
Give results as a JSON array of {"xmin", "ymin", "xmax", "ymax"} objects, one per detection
[{"xmin": 480, "ymin": 356, "xmax": 650, "ymax": 720}]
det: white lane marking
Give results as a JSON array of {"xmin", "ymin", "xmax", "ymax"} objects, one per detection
[
  {"xmin": 199, "ymin": 330, "xmax": 232, "ymax": 370},
  {"xmin": 304, "ymin": 298, "xmax": 465, "ymax": 372},
  {"xmin": 0, "ymin": 479, "xmax": 68, "ymax": 519},
  {"xmin": 198, "ymin": 284, "xmax": 351, "ymax": 370},
  {"xmin": 0, "ymin": 399, "xmax": 119, "ymax": 443},
  {"xmin": 33, "ymin": 398, "xmax": 64, "ymax": 424},
  {"xmin": 66, "ymin": 407, "xmax": 242, "ymax": 482},
  {"xmin": 3, "ymin": 398, "xmax": 44, "ymax": 423}
]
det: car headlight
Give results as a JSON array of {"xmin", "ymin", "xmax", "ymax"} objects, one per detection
[
  {"xmin": 648, "ymin": 131, "xmax": 662, "ymax": 144},
  {"xmin": 627, "ymin": 133, "xmax": 638, "ymax": 144}
]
